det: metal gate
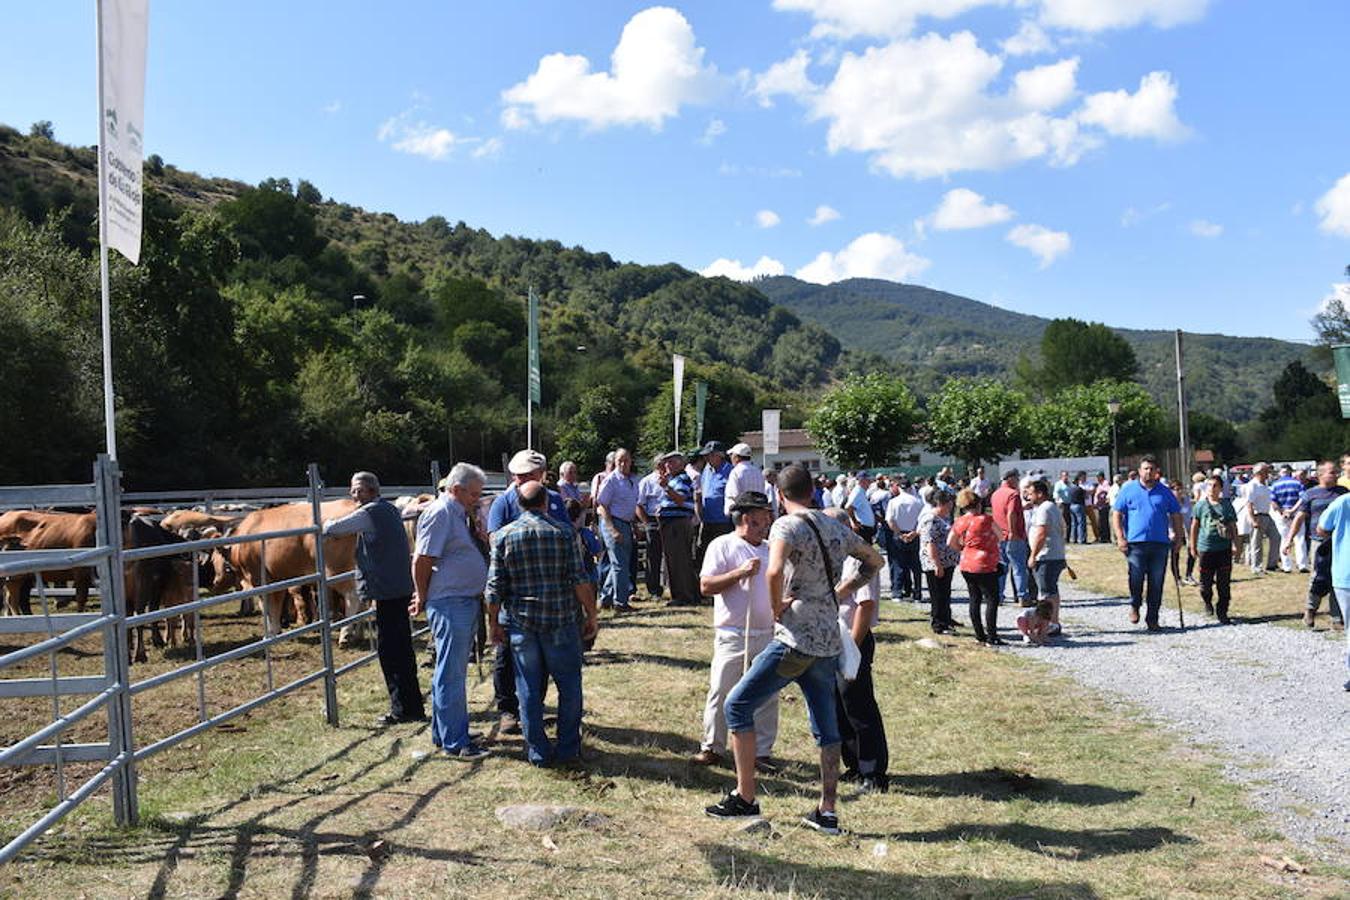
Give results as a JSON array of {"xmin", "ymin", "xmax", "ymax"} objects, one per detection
[{"xmin": 0, "ymin": 457, "xmax": 437, "ymax": 863}]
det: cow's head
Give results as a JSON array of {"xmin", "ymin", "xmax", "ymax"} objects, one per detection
[{"xmin": 206, "ymin": 547, "xmax": 240, "ymax": 594}]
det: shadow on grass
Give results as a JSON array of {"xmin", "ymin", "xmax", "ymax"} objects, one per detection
[
  {"xmin": 585, "ymin": 648, "xmax": 705, "ymax": 672},
  {"xmin": 697, "ymin": 842, "xmax": 1101, "ymax": 898},
  {"xmin": 19, "ymin": 725, "xmax": 487, "ymax": 900},
  {"xmin": 852, "ymin": 822, "xmax": 1193, "ymax": 861},
  {"xmin": 890, "ymin": 768, "xmax": 1140, "ymax": 806}
]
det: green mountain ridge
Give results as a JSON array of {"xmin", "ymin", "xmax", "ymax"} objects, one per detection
[{"xmin": 756, "ymin": 276, "xmax": 1312, "ymax": 422}]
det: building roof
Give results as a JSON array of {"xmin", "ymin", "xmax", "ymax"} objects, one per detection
[{"xmin": 738, "ymin": 429, "xmax": 817, "ymax": 451}]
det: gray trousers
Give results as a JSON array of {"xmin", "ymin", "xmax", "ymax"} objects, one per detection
[{"xmin": 1250, "ymin": 513, "xmax": 1280, "ymax": 572}]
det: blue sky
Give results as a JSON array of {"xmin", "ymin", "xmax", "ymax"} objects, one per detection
[{"xmin": 4, "ymin": 1, "xmax": 1350, "ymax": 342}]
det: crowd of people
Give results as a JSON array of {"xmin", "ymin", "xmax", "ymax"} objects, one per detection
[{"xmin": 316, "ymin": 444, "xmax": 1350, "ymax": 835}]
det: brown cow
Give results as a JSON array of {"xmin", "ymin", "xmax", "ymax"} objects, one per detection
[
  {"xmin": 219, "ymin": 500, "xmax": 360, "ymax": 640},
  {"xmin": 1, "ymin": 511, "xmax": 98, "ymax": 615}
]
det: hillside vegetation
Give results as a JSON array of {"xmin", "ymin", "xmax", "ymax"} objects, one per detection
[{"xmin": 757, "ymin": 277, "xmax": 1313, "ymax": 422}]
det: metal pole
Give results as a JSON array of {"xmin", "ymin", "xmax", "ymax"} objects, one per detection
[
  {"xmin": 430, "ymin": 460, "xmax": 442, "ymax": 494},
  {"xmin": 95, "ymin": 0, "xmax": 117, "ymax": 460},
  {"xmin": 1175, "ymin": 330, "xmax": 1190, "ymax": 479},
  {"xmin": 309, "ymin": 464, "xmax": 339, "ymax": 726},
  {"xmin": 1110, "ymin": 416, "xmax": 1118, "ymax": 476},
  {"xmin": 95, "ymin": 454, "xmax": 137, "ymax": 825}
]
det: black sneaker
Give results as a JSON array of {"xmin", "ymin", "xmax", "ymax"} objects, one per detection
[
  {"xmin": 705, "ymin": 790, "xmax": 760, "ymax": 818},
  {"xmin": 801, "ymin": 808, "xmax": 841, "ymax": 835},
  {"xmin": 445, "ymin": 742, "xmax": 491, "ymax": 760}
]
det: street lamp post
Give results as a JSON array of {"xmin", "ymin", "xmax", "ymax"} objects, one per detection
[{"xmin": 1107, "ymin": 398, "xmax": 1121, "ymax": 474}]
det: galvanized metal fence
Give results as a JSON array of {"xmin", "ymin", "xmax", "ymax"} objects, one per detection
[{"xmin": 0, "ymin": 457, "xmax": 475, "ymax": 864}]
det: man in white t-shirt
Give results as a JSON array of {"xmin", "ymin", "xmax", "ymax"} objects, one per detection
[
  {"xmin": 692, "ymin": 490, "xmax": 778, "ymax": 768},
  {"xmin": 1242, "ymin": 463, "xmax": 1280, "ymax": 574},
  {"xmin": 885, "ymin": 478, "xmax": 925, "ymax": 600},
  {"xmin": 723, "ymin": 443, "xmax": 766, "ymax": 516},
  {"xmin": 830, "ymin": 474, "xmax": 848, "ymax": 508}
]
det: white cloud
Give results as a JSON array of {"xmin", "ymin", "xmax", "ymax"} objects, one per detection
[
  {"xmin": 378, "ymin": 115, "xmax": 465, "ymax": 161},
  {"xmin": 772, "ymin": 0, "xmax": 991, "ymax": 39},
  {"xmin": 1315, "ymin": 174, "xmax": 1350, "ymax": 237},
  {"xmin": 500, "ymin": 7, "xmax": 720, "ymax": 131},
  {"xmin": 1079, "ymin": 71, "xmax": 1189, "ymax": 141},
  {"xmin": 1321, "ymin": 282, "xmax": 1350, "ymax": 315},
  {"xmin": 929, "ymin": 188, "xmax": 1015, "ymax": 230},
  {"xmin": 1012, "ymin": 58, "xmax": 1079, "ymax": 110},
  {"xmin": 699, "ymin": 118, "xmax": 727, "ymax": 145},
  {"xmin": 755, "ymin": 209, "xmax": 782, "ymax": 229},
  {"xmin": 1189, "ymin": 218, "xmax": 1222, "ymax": 238},
  {"xmin": 1121, "ymin": 201, "xmax": 1171, "ymax": 227},
  {"xmin": 718, "ymin": 162, "xmax": 803, "ymax": 178},
  {"xmin": 472, "ymin": 137, "xmax": 504, "ymax": 159},
  {"xmin": 795, "ymin": 232, "xmax": 931, "ymax": 284},
  {"xmin": 700, "ymin": 256, "xmax": 787, "ymax": 280},
  {"xmin": 1006, "ymin": 223, "xmax": 1070, "ymax": 267},
  {"xmin": 1002, "ymin": 20, "xmax": 1055, "ymax": 56},
  {"xmin": 1037, "ymin": 0, "xmax": 1210, "ymax": 32},
  {"xmin": 799, "ymin": 33, "xmax": 1105, "ymax": 179},
  {"xmin": 750, "ymin": 49, "xmax": 816, "ymax": 108},
  {"xmin": 322, "ymin": 100, "xmax": 342, "ymax": 114},
  {"xmin": 808, "ymin": 204, "xmax": 841, "ymax": 226}
]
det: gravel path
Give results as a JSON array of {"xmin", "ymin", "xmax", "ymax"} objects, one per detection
[{"xmin": 999, "ymin": 575, "xmax": 1350, "ymax": 859}]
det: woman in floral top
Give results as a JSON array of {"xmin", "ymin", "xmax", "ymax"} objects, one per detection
[{"xmin": 919, "ymin": 490, "xmax": 961, "ymax": 634}]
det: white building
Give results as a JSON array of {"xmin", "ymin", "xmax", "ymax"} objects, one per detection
[{"xmin": 738, "ymin": 429, "xmax": 957, "ymax": 475}]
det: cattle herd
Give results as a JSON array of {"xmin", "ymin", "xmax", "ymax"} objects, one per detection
[{"xmin": 0, "ymin": 493, "xmax": 432, "ymax": 665}]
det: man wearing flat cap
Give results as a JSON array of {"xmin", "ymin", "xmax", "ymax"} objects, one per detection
[
  {"xmin": 658, "ymin": 451, "xmax": 701, "ymax": 606},
  {"xmin": 486, "ymin": 448, "xmax": 584, "ymax": 734},
  {"xmin": 692, "ymin": 491, "xmax": 778, "ymax": 768},
  {"xmin": 698, "ymin": 441, "xmax": 734, "ymax": 571}
]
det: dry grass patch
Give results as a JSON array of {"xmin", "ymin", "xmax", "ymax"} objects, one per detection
[{"xmin": 0, "ymin": 600, "xmax": 1344, "ymax": 898}]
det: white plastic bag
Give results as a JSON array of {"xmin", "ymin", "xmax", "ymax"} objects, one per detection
[{"xmin": 837, "ymin": 620, "xmax": 861, "ymax": 681}]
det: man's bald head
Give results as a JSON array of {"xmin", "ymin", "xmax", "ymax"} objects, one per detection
[{"xmin": 518, "ymin": 480, "xmax": 548, "ymax": 510}]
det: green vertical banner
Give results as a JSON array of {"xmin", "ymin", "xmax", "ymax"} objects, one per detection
[
  {"xmin": 1335, "ymin": 345, "xmax": 1350, "ymax": 418},
  {"xmin": 527, "ymin": 287, "xmax": 541, "ymax": 405},
  {"xmin": 695, "ymin": 381, "xmax": 708, "ymax": 446}
]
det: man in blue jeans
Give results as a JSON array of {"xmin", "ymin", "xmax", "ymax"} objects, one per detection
[
  {"xmin": 1312, "ymin": 491, "xmax": 1350, "ymax": 691},
  {"xmin": 704, "ymin": 465, "xmax": 882, "ymax": 835},
  {"xmin": 412, "ymin": 463, "xmax": 490, "ymax": 758},
  {"xmin": 486, "ymin": 482, "xmax": 599, "ymax": 767},
  {"xmin": 1111, "ymin": 455, "xmax": 1183, "ymax": 631},
  {"xmin": 596, "ymin": 447, "xmax": 640, "ymax": 611}
]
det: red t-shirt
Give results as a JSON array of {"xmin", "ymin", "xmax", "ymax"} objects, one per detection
[
  {"xmin": 990, "ymin": 485, "xmax": 1025, "ymax": 541},
  {"xmin": 952, "ymin": 513, "xmax": 1000, "ymax": 573}
]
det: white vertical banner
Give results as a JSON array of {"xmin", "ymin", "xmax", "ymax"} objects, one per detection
[
  {"xmin": 98, "ymin": 0, "xmax": 148, "ymax": 264},
  {"xmin": 762, "ymin": 409, "xmax": 781, "ymax": 457},
  {"xmin": 672, "ymin": 354, "xmax": 685, "ymax": 449}
]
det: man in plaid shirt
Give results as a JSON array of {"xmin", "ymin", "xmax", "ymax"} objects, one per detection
[{"xmin": 486, "ymin": 482, "xmax": 599, "ymax": 766}]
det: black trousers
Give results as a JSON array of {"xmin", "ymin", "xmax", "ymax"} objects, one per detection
[
  {"xmin": 898, "ymin": 538, "xmax": 923, "ymax": 600},
  {"xmin": 660, "ymin": 517, "xmax": 700, "ymax": 605},
  {"xmin": 836, "ymin": 632, "xmax": 887, "ymax": 780},
  {"xmin": 924, "ymin": 568, "xmax": 954, "ymax": 630},
  {"xmin": 697, "ymin": 520, "xmax": 733, "ymax": 567},
  {"xmin": 962, "ymin": 570, "xmax": 1000, "ymax": 642},
  {"xmin": 642, "ymin": 521, "xmax": 664, "ymax": 595},
  {"xmin": 1197, "ymin": 550, "xmax": 1232, "ymax": 620},
  {"xmin": 375, "ymin": 595, "xmax": 424, "ymax": 720}
]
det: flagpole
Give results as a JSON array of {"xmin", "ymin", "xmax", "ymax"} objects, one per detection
[{"xmin": 95, "ymin": 0, "xmax": 118, "ymax": 460}]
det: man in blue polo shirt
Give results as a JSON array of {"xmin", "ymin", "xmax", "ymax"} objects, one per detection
[
  {"xmin": 1313, "ymin": 491, "xmax": 1350, "ymax": 691},
  {"xmin": 698, "ymin": 441, "xmax": 734, "ymax": 568},
  {"xmin": 657, "ymin": 451, "xmax": 701, "ymax": 606},
  {"xmin": 1111, "ymin": 455, "xmax": 1183, "ymax": 631}
]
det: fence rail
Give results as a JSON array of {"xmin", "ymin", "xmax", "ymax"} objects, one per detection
[{"xmin": 0, "ymin": 457, "xmax": 443, "ymax": 864}]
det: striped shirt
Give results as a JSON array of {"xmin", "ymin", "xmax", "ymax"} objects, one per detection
[
  {"xmin": 486, "ymin": 510, "xmax": 585, "ymax": 632},
  {"xmin": 1270, "ymin": 476, "xmax": 1303, "ymax": 512}
]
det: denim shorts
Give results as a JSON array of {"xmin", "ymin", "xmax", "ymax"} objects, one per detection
[
  {"xmin": 724, "ymin": 639, "xmax": 840, "ymax": 747},
  {"xmin": 1034, "ymin": 558, "xmax": 1066, "ymax": 596}
]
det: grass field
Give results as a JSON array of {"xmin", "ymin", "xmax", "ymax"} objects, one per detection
[
  {"xmin": 1063, "ymin": 542, "xmax": 1344, "ymax": 636},
  {"xmin": 0, "ymin": 597, "xmax": 1345, "ymax": 898}
]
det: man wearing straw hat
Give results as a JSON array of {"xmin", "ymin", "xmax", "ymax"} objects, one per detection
[{"xmin": 690, "ymin": 491, "xmax": 778, "ymax": 769}]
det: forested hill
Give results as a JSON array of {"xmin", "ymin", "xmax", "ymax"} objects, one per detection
[
  {"xmin": 0, "ymin": 123, "xmax": 842, "ymax": 488},
  {"xmin": 756, "ymin": 276, "xmax": 1313, "ymax": 422}
]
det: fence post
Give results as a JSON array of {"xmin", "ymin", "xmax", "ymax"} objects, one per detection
[
  {"xmin": 94, "ymin": 454, "xmax": 138, "ymax": 825},
  {"xmin": 430, "ymin": 460, "xmax": 442, "ymax": 494},
  {"xmin": 309, "ymin": 464, "xmax": 339, "ymax": 727}
]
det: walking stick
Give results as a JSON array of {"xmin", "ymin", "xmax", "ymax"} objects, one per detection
[{"xmin": 1173, "ymin": 568, "xmax": 1186, "ymax": 631}]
